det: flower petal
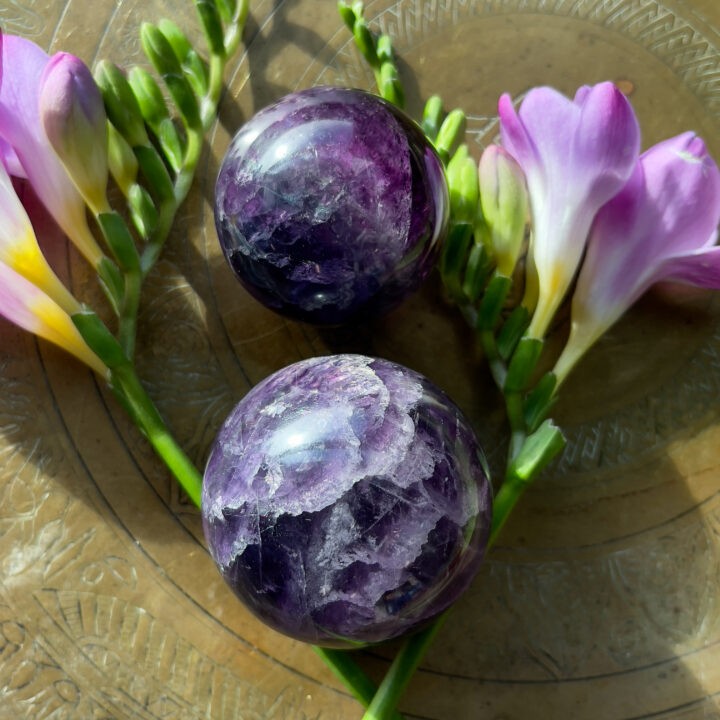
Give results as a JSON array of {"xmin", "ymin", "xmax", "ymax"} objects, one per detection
[
  {"xmin": 0, "ymin": 157, "xmax": 80, "ymax": 314},
  {"xmin": 573, "ymin": 81, "xmax": 641, "ymax": 205},
  {"xmin": 0, "ymin": 259, "xmax": 107, "ymax": 376},
  {"xmin": 499, "ymin": 83, "xmax": 641, "ymax": 339},
  {"xmin": 0, "ymin": 34, "xmax": 103, "ymax": 266},
  {"xmin": 554, "ymin": 131, "xmax": 720, "ymax": 383},
  {"xmin": 39, "ymin": 52, "xmax": 109, "ymax": 214}
]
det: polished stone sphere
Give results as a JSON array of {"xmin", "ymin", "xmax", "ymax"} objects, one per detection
[
  {"xmin": 202, "ymin": 354, "xmax": 492, "ymax": 647},
  {"xmin": 214, "ymin": 86, "xmax": 448, "ymax": 325}
]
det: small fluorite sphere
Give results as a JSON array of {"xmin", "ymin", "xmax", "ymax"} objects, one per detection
[
  {"xmin": 214, "ymin": 86, "xmax": 448, "ymax": 325},
  {"xmin": 202, "ymin": 354, "xmax": 492, "ymax": 647}
]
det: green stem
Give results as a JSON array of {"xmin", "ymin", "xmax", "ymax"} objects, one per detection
[
  {"xmin": 110, "ymin": 362, "xmax": 203, "ymax": 506},
  {"xmin": 361, "ymin": 615, "xmax": 448, "ymax": 720},
  {"xmin": 313, "ymin": 648, "xmax": 404, "ymax": 720},
  {"xmin": 202, "ymin": 53, "xmax": 226, "ymax": 128},
  {"xmin": 118, "ymin": 267, "xmax": 142, "ymax": 359},
  {"xmin": 480, "ymin": 329, "xmax": 506, "ymax": 389},
  {"xmin": 488, "ymin": 475, "xmax": 525, "ymax": 546},
  {"xmin": 504, "ymin": 391, "xmax": 526, "ymax": 462},
  {"xmin": 175, "ymin": 127, "xmax": 205, "ymax": 202}
]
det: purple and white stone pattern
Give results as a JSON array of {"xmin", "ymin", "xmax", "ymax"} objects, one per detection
[
  {"xmin": 214, "ymin": 86, "xmax": 448, "ymax": 325},
  {"xmin": 202, "ymin": 355, "xmax": 492, "ymax": 647}
]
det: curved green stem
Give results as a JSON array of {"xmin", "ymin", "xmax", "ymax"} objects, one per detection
[
  {"xmin": 361, "ymin": 615, "xmax": 448, "ymax": 720},
  {"xmin": 504, "ymin": 391, "xmax": 526, "ymax": 462},
  {"xmin": 314, "ymin": 648, "xmax": 404, "ymax": 720},
  {"xmin": 118, "ymin": 267, "xmax": 142, "ymax": 358},
  {"xmin": 110, "ymin": 361, "xmax": 203, "ymax": 506}
]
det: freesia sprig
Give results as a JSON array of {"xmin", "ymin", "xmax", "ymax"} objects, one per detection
[
  {"xmin": 341, "ymin": 6, "xmax": 720, "ymax": 720},
  {"xmin": 0, "ymin": 3, "xmax": 248, "ymax": 520}
]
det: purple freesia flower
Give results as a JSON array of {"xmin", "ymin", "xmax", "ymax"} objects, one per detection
[
  {"xmin": 0, "ymin": 32, "xmax": 104, "ymax": 266},
  {"xmin": 499, "ymin": 82, "xmax": 641, "ymax": 339},
  {"xmin": 554, "ymin": 132, "xmax": 720, "ymax": 383}
]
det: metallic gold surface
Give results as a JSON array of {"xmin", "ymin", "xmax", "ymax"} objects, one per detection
[{"xmin": 2, "ymin": 1, "xmax": 720, "ymax": 718}]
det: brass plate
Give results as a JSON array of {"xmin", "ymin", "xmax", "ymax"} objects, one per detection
[{"xmin": 2, "ymin": 0, "xmax": 720, "ymax": 718}]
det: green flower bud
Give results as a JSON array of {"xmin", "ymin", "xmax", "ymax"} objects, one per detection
[
  {"xmin": 140, "ymin": 23, "xmax": 202, "ymax": 129},
  {"xmin": 478, "ymin": 144, "xmax": 529, "ymax": 277},
  {"xmin": 421, "ymin": 95, "xmax": 444, "ymax": 142},
  {"xmin": 107, "ymin": 123, "xmax": 138, "ymax": 197},
  {"xmin": 128, "ymin": 67, "xmax": 184, "ymax": 171},
  {"xmin": 435, "ymin": 109, "xmax": 466, "ymax": 165},
  {"xmin": 158, "ymin": 19, "xmax": 210, "ymax": 97},
  {"xmin": 195, "ymin": 0, "xmax": 226, "ymax": 57},
  {"xmin": 446, "ymin": 145, "xmax": 479, "ymax": 224},
  {"xmin": 94, "ymin": 60, "xmax": 149, "ymax": 148}
]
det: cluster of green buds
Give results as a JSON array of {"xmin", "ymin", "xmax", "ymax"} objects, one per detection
[
  {"xmin": 338, "ymin": 1, "xmax": 404, "ymax": 107},
  {"xmin": 90, "ymin": 0, "xmax": 248, "ymax": 358}
]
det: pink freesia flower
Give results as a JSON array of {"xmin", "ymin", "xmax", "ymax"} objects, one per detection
[
  {"xmin": 554, "ymin": 132, "xmax": 720, "ymax": 383},
  {"xmin": 0, "ymin": 157, "xmax": 79, "ymax": 314},
  {"xmin": 499, "ymin": 82, "xmax": 641, "ymax": 339},
  {"xmin": 0, "ymin": 32, "xmax": 104, "ymax": 266},
  {"xmin": 0, "ymin": 259, "xmax": 108, "ymax": 377}
]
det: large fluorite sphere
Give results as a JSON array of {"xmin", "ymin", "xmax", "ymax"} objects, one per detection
[
  {"xmin": 202, "ymin": 354, "xmax": 492, "ymax": 647},
  {"xmin": 214, "ymin": 86, "xmax": 448, "ymax": 325}
]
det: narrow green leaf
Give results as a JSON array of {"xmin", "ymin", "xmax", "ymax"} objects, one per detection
[
  {"xmin": 128, "ymin": 184, "xmax": 160, "ymax": 238},
  {"xmin": 461, "ymin": 242, "xmax": 491, "ymax": 303},
  {"xmin": 422, "ymin": 95, "xmax": 444, "ymax": 142},
  {"xmin": 96, "ymin": 257, "xmax": 124, "ymax": 315},
  {"xmin": 156, "ymin": 118, "xmax": 185, "ymax": 173},
  {"xmin": 72, "ymin": 311, "xmax": 129, "ymax": 370},
  {"xmin": 440, "ymin": 222, "xmax": 473, "ymax": 301},
  {"xmin": 524, "ymin": 372, "xmax": 558, "ymax": 433},
  {"xmin": 97, "ymin": 212, "xmax": 141, "ymax": 273},
  {"xmin": 477, "ymin": 273, "xmax": 511, "ymax": 331},
  {"xmin": 504, "ymin": 337, "xmax": 543, "ymax": 393},
  {"xmin": 134, "ymin": 145, "xmax": 175, "ymax": 202},
  {"xmin": 496, "ymin": 306, "xmax": 530, "ymax": 361},
  {"xmin": 508, "ymin": 420, "xmax": 566, "ymax": 482}
]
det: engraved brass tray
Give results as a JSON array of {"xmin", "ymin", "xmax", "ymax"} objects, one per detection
[{"xmin": 2, "ymin": 1, "xmax": 720, "ymax": 718}]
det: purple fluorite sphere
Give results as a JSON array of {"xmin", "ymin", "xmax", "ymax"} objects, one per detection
[
  {"xmin": 214, "ymin": 86, "xmax": 448, "ymax": 324},
  {"xmin": 202, "ymin": 354, "xmax": 492, "ymax": 647}
]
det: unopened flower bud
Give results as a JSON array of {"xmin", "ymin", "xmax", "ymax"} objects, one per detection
[
  {"xmin": 107, "ymin": 123, "xmax": 139, "ymax": 197},
  {"xmin": 39, "ymin": 53, "xmax": 110, "ymax": 215},
  {"xmin": 478, "ymin": 144, "xmax": 528, "ymax": 277}
]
